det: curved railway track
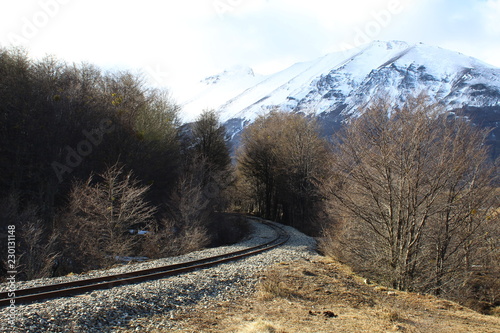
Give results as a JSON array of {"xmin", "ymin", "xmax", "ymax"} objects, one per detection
[{"xmin": 0, "ymin": 219, "xmax": 288, "ymax": 308}]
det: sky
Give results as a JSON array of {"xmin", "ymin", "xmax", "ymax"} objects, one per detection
[{"xmin": 0, "ymin": 0, "xmax": 499, "ymax": 100}]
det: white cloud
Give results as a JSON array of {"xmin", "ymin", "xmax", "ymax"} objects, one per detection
[{"xmin": 1, "ymin": 0, "xmax": 498, "ymax": 97}]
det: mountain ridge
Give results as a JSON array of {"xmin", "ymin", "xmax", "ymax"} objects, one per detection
[{"xmin": 178, "ymin": 40, "xmax": 500, "ymax": 155}]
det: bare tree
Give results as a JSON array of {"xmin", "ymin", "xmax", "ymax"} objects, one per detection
[
  {"xmin": 191, "ymin": 109, "xmax": 231, "ymax": 172},
  {"xmin": 237, "ymin": 114, "xmax": 278, "ymax": 219},
  {"xmin": 182, "ymin": 109, "xmax": 233, "ymax": 212},
  {"xmin": 62, "ymin": 164, "xmax": 156, "ymax": 270},
  {"xmin": 170, "ymin": 173, "xmax": 211, "ymax": 231},
  {"xmin": 237, "ymin": 111, "xmax": 329, "ymax": 233},
  {"xmin": 156, "ymin": 172, "xmax": 211, "ymax": 255},
  {"xmin": 322, "ymin": 96, "xmax": 498, "ymax": 293}
]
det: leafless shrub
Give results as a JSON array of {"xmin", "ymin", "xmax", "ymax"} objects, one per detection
[
  {"xmin": 0, "ymin": 193, "xmax": 59, "ymax": 280},
  {"xmin": 18, "ymin": 219, "xmax": 60, "ymax": 280},
  {"xmin": 142, "ymin": 173, "xmax": 214, "ymax": 260},
  {"xmin": 170, "ymin": 174, "xmax": 210, "ymax": 230},
  {"xmin": 141, "ymin": 218, "xmax": 179, "ymax": 258},
  {"xmin": 320, "ymin": 214, "xmax": 391, "ymax": 283},
  {"xmin": 142, "ymin": 218, "xmax": 209, "ymax": 258},
  {"xmin": 61, "ymin": 163, "xmax": 156, "ymax": 271},
  {"xmin": 179, "ymin": 225, "xmax": 211, "ymax": 253},
  {"xmin": 168, "ymin": 173, "xmax": 211, "ymax": 247}
]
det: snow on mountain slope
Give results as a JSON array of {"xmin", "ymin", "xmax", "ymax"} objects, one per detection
[
  {"xmin": 176, "ymin": 40, "xmax": 500, "ymax": 155},
  {"xmin": 178, "ymin": 65, "xmax": 264, "ymax": 122},
  {"xmin": 217, "ymin": 47, "xmax": 371, "ymax": 122},
  {"xmin": 333, "ymin": 41, "xmax": 500, "ymax": 115},
  {"xmin": 178, "ymin": 41, "xmax": 500, "ymax": 124}
]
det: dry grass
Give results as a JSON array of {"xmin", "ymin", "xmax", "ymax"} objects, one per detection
[
  {"xmin": 257, "ymin": 271, "xmax": 301, "ymax": 301},
  {"xmin": 238, "ymin": 320, "xmax": 281, "ymax": 333},
  {"xmin": 383, "ymin": 310, "xmax": 405, "ymax": 323},
  {"xmin": 118, "ymin": 256, "xmax": 500, "ymax": 333}
]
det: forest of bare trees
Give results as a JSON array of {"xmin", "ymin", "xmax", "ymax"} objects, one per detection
[
  {"xmin": 236, "ymin": 111, "xmax": 329, "ymax": 234},
  {"xmin": 0, "ymin": 47, "xmax": 234, "ymax": 278},
  {"xmin": 320, "ymin": 97, "xmax": 499, "ymax": 311}
]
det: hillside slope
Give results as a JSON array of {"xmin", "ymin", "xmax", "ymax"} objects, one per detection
[{"xmin": 169, "ymin": 256, "xmax": 500, "ymax": 333}]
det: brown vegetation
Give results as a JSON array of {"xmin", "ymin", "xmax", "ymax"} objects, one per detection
[
  {"xmin": 59, "ymin": 164, "xmax": 156, "ymax": 271},
  {"xmin": 236, "ymin": 111, "xmax": 329, "ymax": 234},
  {"xmin": 321, "ymin": 96, "xmax": 499, "ymax": 310},
  {"xmin": 0, "ymin": 193, "xmax": 59, "ymax": 280},
  {"xmin": 0, "ymin": 48, "xmax": 237, "ymax": 279},
  {"xmin": 124, "ymin": 257, "xmax": 500, "ymax": 332}
]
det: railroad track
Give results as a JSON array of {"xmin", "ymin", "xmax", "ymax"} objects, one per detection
[{"xmin": 0, "ymin": 219, "xmax": 288, "ymax": 307}]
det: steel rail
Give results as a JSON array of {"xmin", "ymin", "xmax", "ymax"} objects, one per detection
[{"xmin": 0, "ymin": 220, "xmax": 288, "ymax": 307}]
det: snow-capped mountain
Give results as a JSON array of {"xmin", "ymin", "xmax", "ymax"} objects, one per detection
[
  {"xmin": 178, "ymin": 41, "xmax": 500, "ymax": 155},
  {"xmin": 178, "ymin": 65, "xmax": 263, "ymax": 122}
]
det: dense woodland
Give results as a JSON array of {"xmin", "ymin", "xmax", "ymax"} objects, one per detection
[
  {"xmin": 1, "ymin": 48, "xmax": 498, "ymax": 313},
  {"xmin": 0, "ymin": 47, "xmax": 237, "ymax": 277}
]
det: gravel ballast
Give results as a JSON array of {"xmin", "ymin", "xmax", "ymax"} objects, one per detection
[{"xmin": 0, "ymin": 220, "xmax": 316, "ymax": 332}]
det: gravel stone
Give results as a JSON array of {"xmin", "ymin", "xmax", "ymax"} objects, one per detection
[{"xmin": 0, "ymin": 220, "xmax": 316, "ymax": 332}]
